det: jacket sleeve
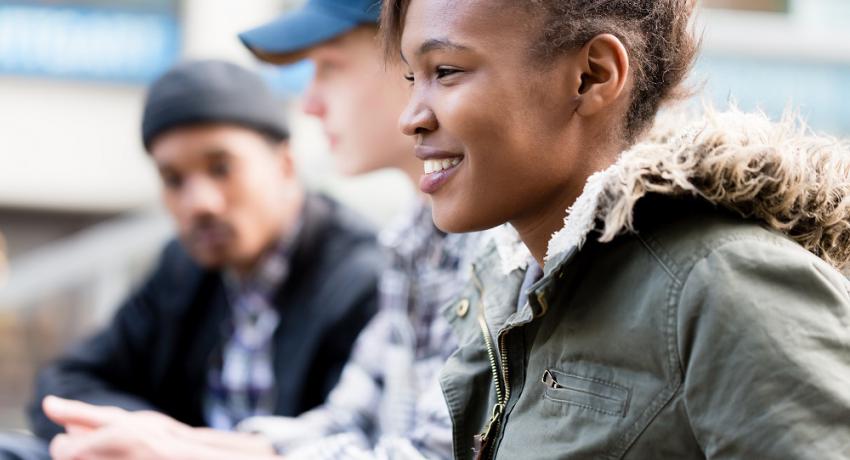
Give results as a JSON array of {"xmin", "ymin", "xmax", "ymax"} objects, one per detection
[
  {"xmin": 278, "ymin": 369, "xmax": 453, "ymax": 460},
  {"xmin": 238, "ymin": 312, "xmax": 453, "ymax": 460},
  {"xmin": 27, "ymin": 245, "xmax": 178, "ymax": 441},
  {"xmin": 238, "ymin": 312, "xmax": 390, "ymax": 453},
  {"xmin": 677, "ymin": 238, "xmax": 850, "ymax": 459},
  {"xmin": 315, "ymin": 265, "xmax": 379, "ymax": 401}
]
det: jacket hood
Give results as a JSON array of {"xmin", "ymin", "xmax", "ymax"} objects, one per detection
[{"xmin": 546, "ymin": 107, "xmax": 850, "ymax": 270}]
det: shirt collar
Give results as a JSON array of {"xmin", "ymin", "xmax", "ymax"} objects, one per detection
[{"xmin": 224, "ymin": 216, "xmax": 303, "ymax": 300}]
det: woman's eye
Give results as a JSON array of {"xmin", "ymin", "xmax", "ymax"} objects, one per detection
[
  {"xmin": 404, "ymin": 67, "xmax": 461, "ymax": 85},
  {"xmin": 435, "ymin": 67, "xmax": 460, "ymax": 79}
]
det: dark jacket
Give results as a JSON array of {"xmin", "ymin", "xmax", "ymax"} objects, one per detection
[{"xmin": 29, "ymin": 193, "xmax": 381, "ymax": 440}]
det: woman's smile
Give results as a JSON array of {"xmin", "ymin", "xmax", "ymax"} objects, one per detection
[{"xmin": 415, "ymin": 144, "xmax": 464, "ymax": 194}]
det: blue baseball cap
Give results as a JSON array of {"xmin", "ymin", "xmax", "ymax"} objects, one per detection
[{"xmin": 239, "ymin": 0, "xmax": 383, "ymax": 64}]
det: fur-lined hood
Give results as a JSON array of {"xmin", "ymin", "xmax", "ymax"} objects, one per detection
[{"xmin": 539, "ymin": 108, "xmax": 850, "ymax": 271}]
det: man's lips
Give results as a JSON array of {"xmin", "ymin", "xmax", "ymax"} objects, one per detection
[
  {"xmin": 190, "ymin": 224, "xmax": 233, "ymax": 248},
  {"xmin": 326, "ymin": 133, "xmax": 339, "ymax": 148}
]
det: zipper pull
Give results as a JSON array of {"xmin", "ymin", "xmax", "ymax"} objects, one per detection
[
  {"xmin": 542, "ymin": 369, "xmax": 561, "ymax": 389},
  {"xmin": 481, "ymin": 403, "xmax": 504, "ymax": 440},
  {"xmin": 473, "ymin": 403, "xmax": 504, "ymax": 460}
]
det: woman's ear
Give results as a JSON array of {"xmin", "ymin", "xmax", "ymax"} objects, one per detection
[{"xmin": 573, "ymin": 34, "xmax": 630, "ymax": 117}]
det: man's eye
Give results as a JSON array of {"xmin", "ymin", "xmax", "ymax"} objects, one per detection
[
  {"xmin": 209, "ymin": 162, "xmax": 230, "ymax": 178},
  {"xmin": 162, "ymin": 173, "xmax": 183, "ymax": 189},
  {"xmin": 316, "ymin": 60, "xmax": 341, "ymax": 77}
]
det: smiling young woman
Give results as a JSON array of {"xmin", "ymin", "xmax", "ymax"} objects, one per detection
[
  {"xmin": 385, "ymin": 0, "xmax": 696, "ymax": 261},
  {"xmin": 382, "ymin": 1, "xmax": 850, "ymax": 459}
]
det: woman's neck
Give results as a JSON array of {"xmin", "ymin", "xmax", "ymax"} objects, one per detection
[
  {"xmin": 513, "ymin": 143, "xmax": 623, "ymax": 267},
  {"xmin": 511, "ymin": 181, "xmax": 586, "ymax": 268}
]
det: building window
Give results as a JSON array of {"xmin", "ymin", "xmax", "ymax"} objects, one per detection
[{"xmin": 702, "ymin": 0, "xmax": 789, "ymax": 13}]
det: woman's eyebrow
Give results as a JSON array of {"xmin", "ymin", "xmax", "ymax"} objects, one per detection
[
  {"xmin": 418, "ymin": 38, "xmax": 470, "ymax": 56},
  {"xmin": 402, "ymin": 38, "xmax": 471, "ymax": 63}
]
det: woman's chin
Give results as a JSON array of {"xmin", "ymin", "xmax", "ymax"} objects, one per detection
[{"xmin": 431, "ymin": 205, "xmax": 494, "ymax": 234}]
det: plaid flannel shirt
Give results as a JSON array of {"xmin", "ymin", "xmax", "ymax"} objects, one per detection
[
  {"xmin": 205, "ymin": 227, "xmax": 297, "ymax": 430},
  {"xmin": 238, "ymin": 202, "xmax": 480, "ymax": 459}
]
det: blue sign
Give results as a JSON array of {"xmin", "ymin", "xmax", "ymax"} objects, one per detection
[{"xmin": 0, "ymin": 3, "xmax": 181, "ymax": 83}]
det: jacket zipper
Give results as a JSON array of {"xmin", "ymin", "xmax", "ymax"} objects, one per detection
[
  {"xmin": 475, "ymin": 313, "xmax": 506, "ymax": 460},
  {"xmin": 472, "ymin": 272, "xmax": 511, "ymax": 460}
]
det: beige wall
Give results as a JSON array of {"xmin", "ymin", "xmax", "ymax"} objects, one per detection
[{"xmin": 0, "ymin": 77, "xmax": 153, "ymax": 212}]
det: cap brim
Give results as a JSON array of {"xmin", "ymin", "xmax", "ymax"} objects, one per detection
[{"xmin": 239, "ymin": 7, "xmax": 361, "ymax": 65}]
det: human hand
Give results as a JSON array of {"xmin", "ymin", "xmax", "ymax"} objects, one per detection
[
  {"xmin": 43, "ymin": 395, "xmax": 190, "ymax": 436},
  {"xmin": 185, "ymin": 428, "xmax": 276, "ymax": 456},
  {"xmin": 50, "ymin": 428, "xmax": 281, "ymax": 460},
  {"xmin": 43, "ymin": 396, "xmax": 277, "ymax": 460}
]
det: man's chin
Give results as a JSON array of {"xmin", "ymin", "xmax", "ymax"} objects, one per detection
[
  {"xmin": 187, "ymin": 248, "xmax": 231, "ymax": 270},
  {"xmin": 328, "ymin": 148, "xmax": 372, "ymax": 176},
  {"xmin": 195, "ymin": 258, "xmax": 228, "ymax": 270},
  {"xmin": 334, "ymin": 158, "xmax": 383, "ymax": 177}
]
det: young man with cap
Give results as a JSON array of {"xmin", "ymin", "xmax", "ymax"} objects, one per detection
[
  {"xmin": 233, "ymin": 0, "xmax": 479, "ymax": 457},
  {"xmin": 38, "ymin": 1, "xmax": 475, "ymax": 459},
  {"xmin": 10, "ymin": 59, "xmax": 380, "ymax": 460}
]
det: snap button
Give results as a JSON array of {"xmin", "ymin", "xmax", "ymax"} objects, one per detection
[{"xmin": 456, "ymin": 299, "xmax": 470, "ymax": 318}]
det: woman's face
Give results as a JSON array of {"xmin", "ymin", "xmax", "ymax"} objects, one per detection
[{"xmin": 399, "ymin": 0, "xmax": 590, "ymax": 233}]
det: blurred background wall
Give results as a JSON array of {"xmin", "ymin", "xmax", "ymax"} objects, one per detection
[{"xmin": 0, "ymin": 0, "xmax": 847, "ymax": 431}]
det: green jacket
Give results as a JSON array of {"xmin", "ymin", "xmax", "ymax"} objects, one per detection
[{"xmin": 440, "ymin": 110, "xmax": 850, "ymax": 459}]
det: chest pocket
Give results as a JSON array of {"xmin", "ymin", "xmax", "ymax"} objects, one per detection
[
  {"xmin": 500, "ymin": 359, "xmax": 675, "ymax": 460},
  {"xmin": 541, "ymin": 368, "xmax": 630, "ymax": 417}
]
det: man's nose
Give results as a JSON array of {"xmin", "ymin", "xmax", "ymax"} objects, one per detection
[
  {"xmin": 179, "ymin": 177, "xmax": 226, "ymax": 217},
  {"xmin": 302, "ymin": 79, "xmax": 326, "ymax": 119}
]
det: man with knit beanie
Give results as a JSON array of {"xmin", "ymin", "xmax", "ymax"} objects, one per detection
[{"xmin": 10, "ymin": 59, "xmax": 380, "ymax": 460}]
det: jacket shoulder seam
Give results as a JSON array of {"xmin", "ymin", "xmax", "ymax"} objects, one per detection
[
  {"xmin": 670, "ymin": 232, "xmax": 796, "ymax": 373},
  {"xmin": 634, "ymin": 232, "xmax": 683, "ymax": 285}
]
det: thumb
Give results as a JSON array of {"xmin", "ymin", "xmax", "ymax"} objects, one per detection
[
  {"xmin": 65, "ymin": 423, "xmax": 95, "ymax": 435},
  {"xmin": 42, "ymin": 396, "xmax": 123, "ymax": 430}
]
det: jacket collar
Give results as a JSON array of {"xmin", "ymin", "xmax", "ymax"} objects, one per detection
[
  {"xmin": 268, "ymin": 192, "xmax": 334, "ymax": 310},
  {"xmin": 544, "ymin": 107, "xmax": 850, "ymax": 270}
]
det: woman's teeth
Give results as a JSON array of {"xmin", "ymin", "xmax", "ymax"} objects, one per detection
[{"xmin": 424, "ymin": 157, "xmax": 461, "ymax": 174}]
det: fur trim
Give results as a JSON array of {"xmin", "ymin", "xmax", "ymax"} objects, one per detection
[
  {"xmin": 547, "ymin": 107, "xmax": 850, "ymax": 270},
  {"xmin": 481, "ymin": 225, "xmax": 531, "ymax": 275}
]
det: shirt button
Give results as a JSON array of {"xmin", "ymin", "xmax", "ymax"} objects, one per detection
[{"xmin": 456, "ymin": 299, "xmax": 470, "ymax": 318}]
